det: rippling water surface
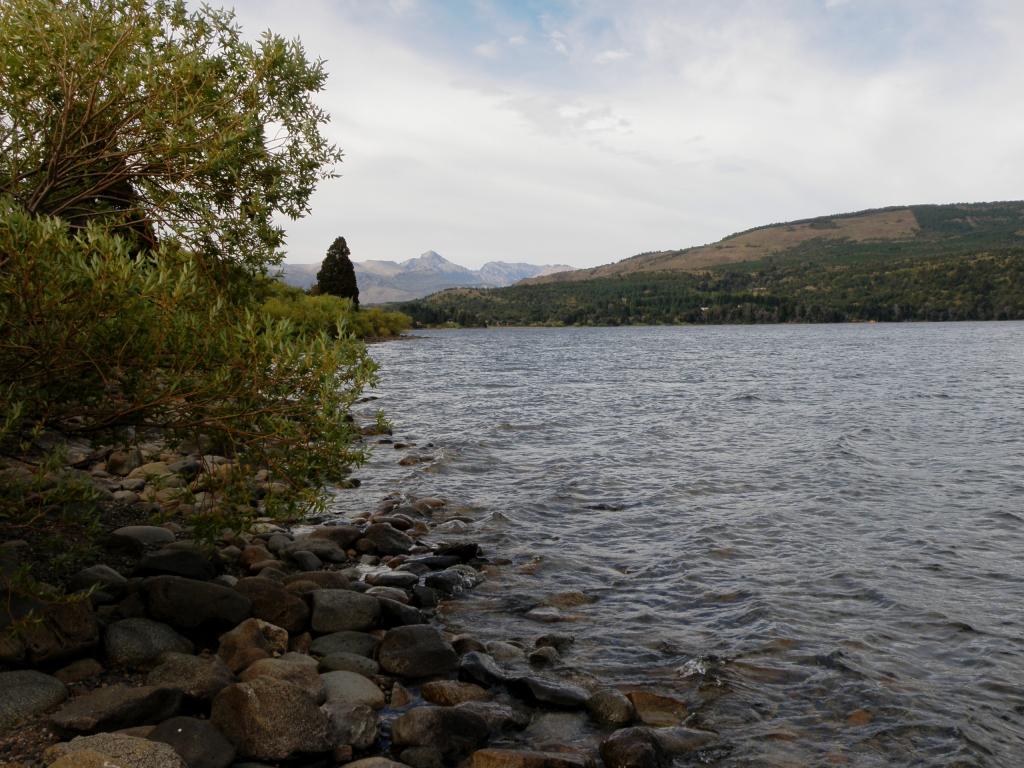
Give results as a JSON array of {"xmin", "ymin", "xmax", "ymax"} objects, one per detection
[{"xmin": 331, "ymin": 323, "xmax": 1024, "ymax": 767}]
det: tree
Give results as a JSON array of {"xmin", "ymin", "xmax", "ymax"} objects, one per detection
[
  {"xmin": 317, "ymin": 236, "xmax": 360, "ymax": 308},
  {"xmin": 0, "ymin": 0, "xmax": 343, "ymax": 274}
]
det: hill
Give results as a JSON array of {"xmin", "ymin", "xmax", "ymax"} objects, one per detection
[
  {"xmin": 399, "ymin": 201, "xmax": 1024, "ymax": 326},
  {"xmin": 277, "ymin": 251, "xmax": 571, "ymax": 304}
]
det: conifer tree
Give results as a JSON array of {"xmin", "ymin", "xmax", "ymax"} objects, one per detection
[{"xmin": 317, "ymin": 236, "xmax": 360, "ymax": 308}]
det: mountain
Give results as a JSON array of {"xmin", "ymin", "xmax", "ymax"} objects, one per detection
[
  {"xmin": 398, "ymin": 201, "xmax": 1024, "ymax": 326},
  {"xmin": 276, "ymin": 251, "xmax": 572, "ymax": 304}
]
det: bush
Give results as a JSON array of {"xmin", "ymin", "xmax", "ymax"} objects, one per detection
[{"xmin": 262, "ymin": 281, "xmax": 411, "ymax": 339}]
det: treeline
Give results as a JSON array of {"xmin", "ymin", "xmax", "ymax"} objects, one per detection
[{"xmin": 399, "ymin": 248, "xmax": 1024, "ymax": 326}]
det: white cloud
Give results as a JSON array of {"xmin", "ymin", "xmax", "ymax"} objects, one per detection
[
  {"xmin": 473, "ymin": 40, "xmax": 500, "ymax": 58},
  {"xmin": 507, "ymin": 34, "xmax": 527, "ymax": 46},
  {"xmin": 594, "ymin": 49, "xmax": 630, "ymax": 64}
]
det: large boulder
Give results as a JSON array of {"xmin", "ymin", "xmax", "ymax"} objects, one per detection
[
  {"xmin": 46, "ymin": 733, "xmax": 185, "ymax": 768},
  {"xmin": 310, "ymin": 590, "xmax": 380, "ymax": 633},
  {"xmin": 0, "ymin": 670, "xmax": 67, "ymax": 729},
  {"xmin": 217, "ymin": 618, "xmax": 288, "ymax": 673},
  {"xmin": 50, "ymin": 684, "xmax": 182, "ymax": 734},
  {"xmin": 234, "ymin": 577, "xmax": 309, "ymax": 633},
  {"xmin": 391, "ymin": 705, "xmax": 489, "ymax": 760},
  {"xmin": 240, "ymin": 655, "xmax": 325, "ymax": 703},
  {"xmin": 210, "ymin": 678, "xmax": 332, "ymax": 760},
  {"xmin": 149, "ymin": 716, "xmax": 236, "ymax": 768},
  {"xmin": 599, "ymin": 727, "xmax": 665, "ymax": 768},
  {"xmin": 310, "ymin": 630, "xmax": 379, "ymax": 658},
  {"xmin": 585, "ymin": 688, "xmax": 635, "ymax": 727},
  {"xmin": 318, "ymin": 652, "xmax": 380, "ymax": 677},
  {"xmin": 377, "ymin": 625, "xmax": 458, "ymax": 678},
  {"xmin": 146, "ymin": 652, "xmax": 235, "ymax": 699},
  {"xmin": 323, "ymin": 702, "xmax": 379, "ymax": 750},
  {"xmin": 17, "ymin": 598, "xmax": 99, "ymax": 663},
  {"xmin": 105, "ymin": 618, "xmax": 193, "ymax": 669},
  {"xmin": 320, "ymin": 670, "xmax": 385, "ymax": 709},
  {"xmin": 143, "ymin": 576, "xmax": 251, "ymax": 631}
]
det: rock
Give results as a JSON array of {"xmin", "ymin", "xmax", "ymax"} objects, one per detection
[
  {"xmin": 143, "ymin": 576, "xmax": 251, "ymax": 631},
  {"xmin": 528, "ymin": 646, "xmax": 559, "ymax": 666},
  {"xmin": 137, "ymin": 548, "xmax": 216, "ymax": 581},
  {"xmin": 54, "ymin": 658, "xmax": 104, "ymax": 684},
  {"xmin": 309, "ymin": 630, "xmax": 379, "ymax": 658},
  {"xmin": 310, "ymin": 589, "xmax": 380, "ymax": 633},
  {"xmin": 149, "ymin": 716, "xmax": 236, "ymax": 768},
  {"xmin": 320, "ymin": 670, "xmax": 385, "ymax": 709},
  {"xmin": 391, "ymin": 705, "xmax": 489, "ymax": 760},
  {"xmin": 127, "ymin": 461, "xmax": 173, "ymax": 481},
  {"xmin": 433, "ymin": 542, "xmax": 482, "ymax": 562},
  {"xmin": 412, "ymin": 585, "xmax": 440, "ymax": 608},
  {"xmin": 509, "ymin": 677, "xmax": 589, "ymax": 709},
  {"xmin": 217, "ymin": 618, "xmax": 288, "ymax": 673},
  {"xmin": 210, "ymin": 678, "xmax": 332, "ymax": 760},
  {"xmin": 241, "ymin": 655, "xmax": 325, "ymax": 703},
  {"xmin": 105, "ymin": 618, "xmax": 193, "ymax": 669},
  {"xmin": 586, "ymin": 688, "xmax": 635, "ymax": 727},
  {"xmin": 289, "ymin": 550, "xmax": 322, "ymax": 571},
  {"xmin": 283, "ymin": 537, "xmax": 348, "ymax": 563},
  {"xmin": 50, "ymin": 685, "xmax": 183, "ymax": 734},
  {"xmin": 625, "ymin": 691, "xmax": 688, "ymax": 727},
  {"xmin": 459, "ymin": 652, "xmax": 511, "ymax": 687},
  {"xmin": 46, "ymin": 733, "xmax": 186, "ymax": 768},
  {"xmin": 455, "ymin": 701, "xmax": 531, "ymax": 734},
  {"xmin": 469, "ymin": 749, "xmax": 594, "ymax": 768},
  {"xmin": 378, "ymin": 625, "xmax": 458, "ymax": 678},
  {"xmin": 106, "ymin": 448, "xmax": 145, "ymax": 476},
  {"xmin": 367, "ymin": 585, "xmax": 411, "ymax": 603},
  {"xmin": 166, "ymin": 455, "xmax": 202, "ymax": 480},
  {"xmin": 650, "ymin": 726, "xmax": 718, "ymax": 754},
  {"xmin": 360, "ymin": 523, "xmax": 414, "ymax": 555},
  {"xmin": 0, "ymin": 670, "xmax": 67, "ymax": 729},
  {"xmin": 239, "ymin": 545, "xmax": 273, "ymax": 570},
  {"xmin": 18, "ymin": 598, "xmax": 99, "ymax": 663},
  {"xmin": 399, "ymin": 745, "xmax": 445, "ymax": 768},
  {"xmin": 421, "ymin": 680, "xmax": 489, "ymax": 706},
  {"xmin": 309, "ymin": 524, "xmax": 362, "ymax": 548},
  {"xmin": 110, "ymin": 525, "xmax": 175, "ymax": 550},
  {"xmin": 68, "ymin": 564, "xmax": 128, "ymax": 596},
  {"xmin": 377, "ymin": 597, "xmax": 425, "ymax": 628},
  {"xmin": 535, "ymin": 634, "xmax": 575, "ymax": 653},
  {"xmin": 323, "ymin": 702, "xmax": 379, "ymax": 749},
  {"xmin": 112, "ymin": 489, "xmax": 140, "ymax": 504},
  {"xmin": 234, "ymin": 578, "xmax": 308, "ymax": 633},
  {"xmin": 366, "ymin": 571, "xmax": 420, "ymax": 589},
  {"xmin": 318, "ymin": 652, "xmax": 380, "ymax": 677},
  {"xmin": 343, "ymin": 759, "xmax": 412, "ymax": 768},
  {"xmin": 147, "ymin": 652, "xmax": 236, "ymax": 699},
  {"xmin": 283, "ymin": 570, "xmax": 350, "ymax": 589},
  {"xmin": 600, "ymin": 727, "xmax": 665, "ymax": 768},
  {"xmin": 452, "ymin": 635, "xmax": 487, "ymax": 655},
  {"xmin": 391, "ymin": 682, "xmax": 415, "ymax": 707},
  {"xmin": 423, "ymin": 569, "xmax": 465, "ymax": 595},
  {"xmin": 487, "ymin": 641, "xmax": 525, "ymax": 663}
]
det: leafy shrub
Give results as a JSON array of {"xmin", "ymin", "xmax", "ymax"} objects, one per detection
[{"xmin": 262, "ymin": 280, "xmax": 411, "ymax": 338}]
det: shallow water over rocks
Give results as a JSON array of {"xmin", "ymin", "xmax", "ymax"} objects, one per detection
[{"xmin": 332, "ymin": 323, "xmax": 1024, "ymax": 767}]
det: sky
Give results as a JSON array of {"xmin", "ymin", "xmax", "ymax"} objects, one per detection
[{"xmin": 221, "ymin": 1, "xmax": 1024, "ymax": 269}]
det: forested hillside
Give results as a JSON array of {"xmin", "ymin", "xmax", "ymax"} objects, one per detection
[{"xmin": 399, "ymin": 202, "xmax": 1024, "ymax": 326}]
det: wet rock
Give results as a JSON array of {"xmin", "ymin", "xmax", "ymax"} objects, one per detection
[
  {"xmin": 455, "ymin": 701, "xmax": 531, "ymax": 734},
  {"xmin": 600, "ymin": 727, "xmax": 665, "ymax": 768},
  {"xmin": 309, "ymin": 630, "xmax": 379, "ymax": 658},
  {"xmin": 409, "ymin": 555, "xmax": 462, "ymax": 570},
  {"xmin": 241, "ymin": 655, "xmax": 325, "ymax": 703},
  {"xmin": 433, "ymin": 542, "xmax": 482, "ymax": 562},
  {"xmin": 283, "ymin": 536, "xmax": 348, "ymax": 563},
  {"xmin": 46, "ymin": 733, "xmax": 186, "ymax": 768},
  {"xmin": 234, "ymin": 577, "xmax": 308, "ymax": 634},
  {"xmin": 217, "ymin": 618, "xmax": 288, "ymax": 673},
  {"xmin": 528, "ymin": 646, "xmax": 559, "ymax": 666},
  {"xmin": 377, "ymin": 597, "xmax": 425, "ymax": 628},
  {"xmin": 367, "ymin": 585, "xmax": 411, "ymax": 603},
  {"xmin": 459, "ymin": 651, "xmax": 511, "ymax": 687},
  {"xmin": 469, "ymin": 749, "xmax": 594, "ymax": 768},
  {"xmin": 535, "ymin": 634, "xmax": 575, "ymax": 653},
  {"xmin": 412, "ymin": 584, "xmax": 441, "ymax": 608},
  {"xmin": 50, "ymin": 684, "xmax": 183, "ymax": 734},
  {"xmin": 391, "ymin": 705, "xmax": 489, "ymax": 761},
  {"xmin": 320, "ymin": 670, "xmax": 385, "ymax": 709},
  {"xmin": 0, "ymin": 670, "xmax": 67, "ymax": 729},
  {"xmin": 359, "ymin": 523, "xmax": 415, "ymax": 556},
  {"xmin": 422, "ymin": 680, "xmax": 489, "ymax": 706},
  {"xmin": 105, "ymin": 618, "xmax": 193, "ymax": 669},
  {"xmin": 309, "ymin": 524, "xmax": 363, "ymax": 548},
  {"xmin": 149, "ymin": 716, "xmax": 236, "ymax": 768},
  {"xmin": 318, "ymin": 652, "xmax": 380, "ymax": 677},
  {"xmin": 143, "ymin": 576, "xmax": 251, "ymax": 631},
  {"xmin": 586, "ymin": 688, "xmax": 635, "ymax": 728},
  {"xmin": 423, "ymin": 569, "xmax": 465, "ymax": 595},
  {"xmin": 487, "ymin": 641, "xmax": 526, "ymax": 663},
  {"xmin": 452, "ymin": 635, "xmax": 487, "ymax": 655},
  {"xmin": 625, "ymin": 691, "xmax": 688, "ymax": 727},
  {"xmin": 651, "ymin": 726, "xmax": 718, "ymax": 754},
  {"xmin": 283, "ymin": 569, "xmax": 352, "ymax": 589},
  {"xmin": 524, "ymin": 607, "xmax": 566, "ymax": 623},
  {"xmin": 366, "ymin": 571, "xmax": 420, "ymax": 589},
  {"xmin": 54, "ymin": 658, "xmax": 104, "ymax": 684},
  {"xmin": 211, "ymin": 678, "xmax": 332, "ymax": 760},
  {"xmin": 147, "ymin": 652, "xmax": 236, "ymax": 699},
  {"xmin": 323, "ymin": 702, "xmax": 379, "ymax": 750},
  {"xmin": 509, "ymin": 677, "xmax": 589, "ymax": 709},
  {"xmin": 378, "ymin": 625, "xmax": 458, "ymax": 678},
  {"xmin": 310, "ymin": 589, "xmax": 381, "ymax": 633}
]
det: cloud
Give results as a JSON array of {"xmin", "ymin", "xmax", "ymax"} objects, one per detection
[
  {"xmin": 507, "ymin": 34, "xmax": 527, "ymax": 46},
  {"xmin": 594, "ymin": 49, "xmax": 630, "ymax": 64},
  {"xmin": 473, "ymin": 40, "xmax": 500, "ymax": 58}
]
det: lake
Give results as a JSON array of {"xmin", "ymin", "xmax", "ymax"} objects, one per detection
[{"xmin": 332, "ymin": 323, "xmax": 1024, "ymax": 767}]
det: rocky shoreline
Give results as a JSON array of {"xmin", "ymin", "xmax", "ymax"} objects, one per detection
[{"xmin": 0, "ymin": 425, "xmax": 719, "ymax": 768}]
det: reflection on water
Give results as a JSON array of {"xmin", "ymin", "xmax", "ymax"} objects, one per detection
[{"xmin": 331, "ymin": 323, "xmax": 1024, "ymax": 767}]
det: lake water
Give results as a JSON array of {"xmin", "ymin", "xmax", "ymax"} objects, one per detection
[{"xmin": 332, "ymin": 323, "xmax": 1024, "ymax": 767}]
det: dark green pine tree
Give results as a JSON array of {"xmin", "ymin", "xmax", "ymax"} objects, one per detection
[{"xmin": 316, "ymin": 236, "xmax": 359, "ymax": 308}]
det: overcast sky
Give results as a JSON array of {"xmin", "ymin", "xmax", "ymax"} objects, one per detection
[{"xmin": 223, "ymin": 1, "xmax": 1024, "ymax": 269}]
